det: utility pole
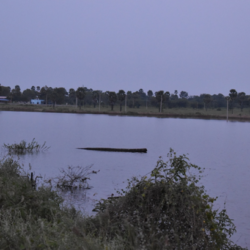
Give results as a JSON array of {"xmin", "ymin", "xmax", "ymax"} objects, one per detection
[
  {"xmin": 125, "ymin": 94, "xmax": 127, "ymax": 112},
  {"xmin": 98, "ymin": 91, "xmax": 102, "ymax": 112},
  {"xmin": 99, "ymin": 92, "xmax": 100, "ymax": 112},
  {"xmin": 225, "ymin": 96, "xmax": 230, "ymax": 121},
  {"xmin": 160, "ymin": 95, "xmax": 162, "ymax": 113}
]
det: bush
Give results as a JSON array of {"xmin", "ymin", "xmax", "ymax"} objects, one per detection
[
  {"xmin": 0, "ymin": 157, "xmax": 102, "ymax": 249},
  {"xmin": 85, "ymin": 150, "xmax": 246, "ymax": 249}
]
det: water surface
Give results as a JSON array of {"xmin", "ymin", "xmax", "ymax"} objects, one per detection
[{"xmin": 0, "ymin": 111, "xmax": 249, "ymax": 247}]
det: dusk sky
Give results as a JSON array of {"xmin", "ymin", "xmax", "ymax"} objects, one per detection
[{"xmin": 1, "ymin": 1, "xmax": 250, "ymax": 96}]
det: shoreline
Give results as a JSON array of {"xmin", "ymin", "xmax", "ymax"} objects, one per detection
[{"xmin": 1, "ymin": 105, "xmax": 250, "ymax": 122}]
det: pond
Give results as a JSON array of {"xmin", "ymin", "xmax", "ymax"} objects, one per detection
[{"xmin": 0, "ymin": 111, "xmax": 250, "ymax": 248}]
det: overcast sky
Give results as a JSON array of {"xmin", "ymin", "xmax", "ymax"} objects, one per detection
[{"xmin": 0, "ymin": 1, "xmax": 249, "ymax": 96}]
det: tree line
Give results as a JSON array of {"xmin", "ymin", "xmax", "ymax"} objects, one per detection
[{"xmin": 0, "ymin": 84, "xmax": 249, "ymax": 112}]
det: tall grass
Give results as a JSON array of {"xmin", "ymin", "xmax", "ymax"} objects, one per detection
[
  {"xmin": 0, "ymin": 157, "xmax": 103, "ymax": 249},
  {"xmin": 3, "ymin": 138, "xmax": 49, "ymax": 154}
]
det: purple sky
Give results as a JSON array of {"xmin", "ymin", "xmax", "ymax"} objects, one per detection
[{"xmin": 1, "ymin": 0, "xmax": 250, "ymax": 96}]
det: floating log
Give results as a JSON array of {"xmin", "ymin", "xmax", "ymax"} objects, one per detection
[{"xmin": 77, "ymin": 147, "xmax": 147, "ymax": 153}]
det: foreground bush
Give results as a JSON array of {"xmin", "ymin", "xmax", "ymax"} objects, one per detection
[
  {"xmin": 0, "ymin": 151, "xmax": 247, "ymax": 249},
  {"xmin": 0, "ymin": 157, "xmax": 102, "ymax": 250},
  {"xmin": 85, "ymin": 150, "xmax": 246, "ymax": 249}
]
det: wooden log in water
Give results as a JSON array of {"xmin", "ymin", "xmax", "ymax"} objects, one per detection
[{"xmin": 77, "ymin": 147, "xmax": 147, "ymax": 153}]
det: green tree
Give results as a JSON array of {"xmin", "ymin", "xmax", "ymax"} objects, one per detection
[
  {"xmin": 40, "ymin": 86, "xmax": 49, "ymax": 105},
  {"xmin": 48, "ymin": 89, "xmax": 58, "ymax": 108},
  {"xmin": 126, "ymin": 91, "xmax": 132, "ymax": 108},
  {"xmin": 229, "ymin": 89, "xmax": 237, "ymax": 114},
  {"xmin": 12, "ymin": 85, "xmax": 21, "ymax": 102},
  {"xmin": 147, "ymin": 90, "xmax": 153, "ymax": 107},
  {"xmin": 92, "ymin": 91, "xmax": 99, "ymax": 108},
  {"xmin": 155, "ymin": 90, "xmax": 165, "ymax": 112},
  {"xmin": 117, "ymin": 90, "xmax": 125, "ymax": 111},
  {"xmin": 203, "ymin": 94, "xmax": 212, "ymax": 111},
  {"xmin": 53, "ymin": 87, "xmax": 67, "ymax": 104},
  {"xmin": 132, "ymin": 92, "xmax": 139, "ymax": 108},
  {"xmin": 105, "ymin": 91, "xmax": 117, "ymax": 111},
  {"xmin": 138, "ymin": 88, "xmax": 146, "ymax": 99},
  {"xmin": 0, "ymin": 86, "xmax": 10, "ymax": 96},
  {"xmin": 22, "ymin": 89, "xmax": 36, "ymax": 102},
  {"xmin": 68, "ymin": 88, "xmax": 76, "ymax": 105},
  {"xmin": 237, "ymin": 92, "xmax": 246, "ymax": 112},
  {"xmin": 164, "ymin": 91, "xmax": 170, "ymax": 108},
  {"xmin": 76, "ymin": 87, "xmax": 86, "ymax": 109},
  {"xmin": 179, "ymin": 90, "xmax": 188, "ymax": 99}
]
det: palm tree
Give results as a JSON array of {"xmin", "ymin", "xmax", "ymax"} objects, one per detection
[
  {"xmin": 117, "ymin": 90, "xmax": 125, "ymax": 111},
  {"xmin": 76, "ymin": 87, "xmax": 86, "ymax": 109},
  {"xmin": 229, "ymin": 89, "xmax": 237, "ymax": 114}
]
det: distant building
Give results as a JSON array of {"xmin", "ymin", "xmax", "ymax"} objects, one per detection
[
  {"xmin": 31, "ymin": 99, "xmax": 45, "ymax": 104},
  {"xmin": 0, "ymin": 96, "xmax": 10, "ymax": 103}
]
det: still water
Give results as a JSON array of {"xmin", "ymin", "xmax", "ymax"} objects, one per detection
[{"xmin": 0, "ymin": 111, "xmax": 250, "ymax": 247}]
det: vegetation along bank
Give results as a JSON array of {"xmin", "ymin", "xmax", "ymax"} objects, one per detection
[{"xmin": 1, "ymin": 85, "xmax": 250, "ymax": 121}]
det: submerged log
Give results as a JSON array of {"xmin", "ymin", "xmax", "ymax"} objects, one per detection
[{"xmin": 77, "ymin": 147, "xmax": 147, "ymax": 153}]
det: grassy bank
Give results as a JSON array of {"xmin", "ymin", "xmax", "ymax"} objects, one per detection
[
  {"xmin": 1, "ymin": 103, "xmax": 250, "ymax": 121},
  {"xmin": 0, "ymin": 151, "xmax": 247, "ymax": 249}
]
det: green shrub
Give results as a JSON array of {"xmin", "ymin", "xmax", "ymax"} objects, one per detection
[
  {"xmin": 0, "ymin": 157, "xmax": 102, "ymax": 249},
  {"xmin": 85, "ymin": 149, "xmax": 246, "ymax": 250}
]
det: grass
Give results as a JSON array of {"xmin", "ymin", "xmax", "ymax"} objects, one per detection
[
  {"xmin": 0, "ymin": 157, "xmax": 104, "ymax": 250},
  {"xmin": 3, "ymin": 138, "xmax": 49, "ymax": 155},
  {"xmin": 1, "ymin": 103, "xmax": 250, "ymax": 120}
]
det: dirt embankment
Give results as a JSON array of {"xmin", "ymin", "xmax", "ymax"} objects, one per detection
[{"xmin": 1, "ymin": 105, "xmax": 250, "ymax": 121}]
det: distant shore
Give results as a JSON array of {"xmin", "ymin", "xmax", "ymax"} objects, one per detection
[{"xmin": 1, "ymin": 103, "xmax": 250, "ymax": 122}]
